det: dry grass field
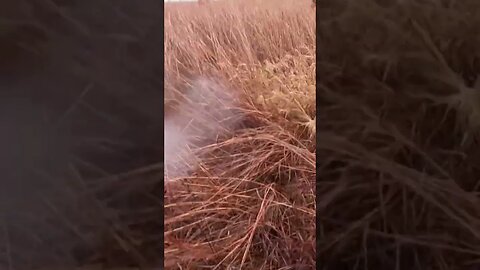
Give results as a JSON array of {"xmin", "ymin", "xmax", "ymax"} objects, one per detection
[
  {"xmin": 164, "ymin": 0, "xmax": 316, "ymax": 269},
  {"xmin": 5, "ymin": 0, "xmax": 480, "ymax": 269},
  {"xmin": 318, "ymin": 0, "xmax": 480, "ymax": 269}
]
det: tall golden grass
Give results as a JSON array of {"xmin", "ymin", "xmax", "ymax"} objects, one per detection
[{"xmin": 164, "ymin": 0, "xmax": 316, "ymax": 269}]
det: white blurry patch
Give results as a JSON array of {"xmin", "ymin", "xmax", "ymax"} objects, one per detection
[
  {"xmin": 164, "ymin": 118, "xmax": 195, "ymax": 180},
  {"xmin": 164, "ymin": 77, "xmax": 242, "ymax": 182}
]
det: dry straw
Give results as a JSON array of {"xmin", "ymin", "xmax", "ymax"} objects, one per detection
[{"xmin": 165, "ymin": 0, "xmax": 315, "ymax": 269}]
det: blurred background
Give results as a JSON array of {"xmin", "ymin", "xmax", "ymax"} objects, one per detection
[{"xmin": 0, "ymin": 0, "xmax": 163, "ymax": 269}]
